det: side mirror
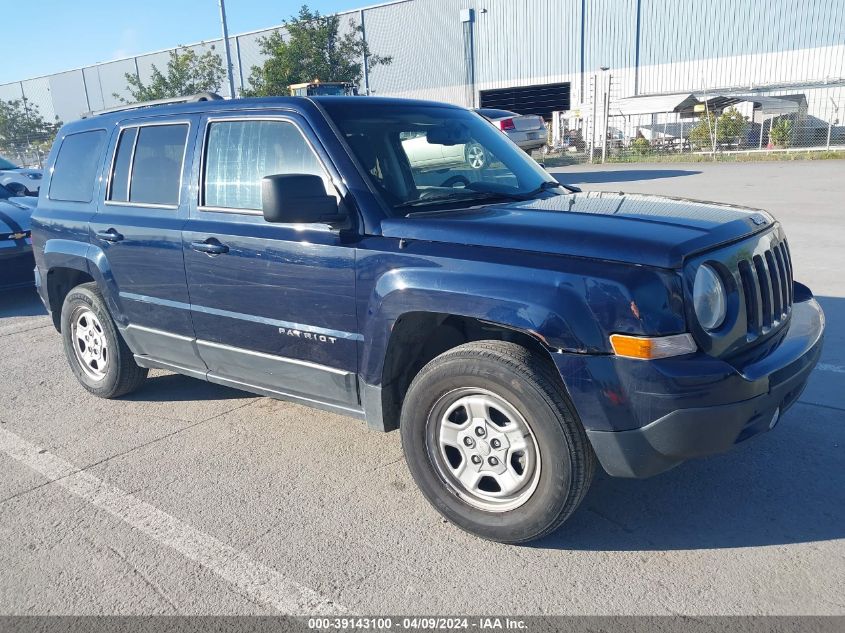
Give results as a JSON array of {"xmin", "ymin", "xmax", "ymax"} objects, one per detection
[{"xmin": 261, "ymin": 174, "xmax": 342, "ymax": 225}]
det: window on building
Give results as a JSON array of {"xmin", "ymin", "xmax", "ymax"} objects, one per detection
[
  {"xmin": 203, "ymin": 119, "xmax": 332, "ymax": 212},
  {"xmin": 49, "ymin": 130, "xmax": 107, "ymax": 202},
  {"xmin": 128, "ymin": 124, "xmax": 189, "ymax": 206}
]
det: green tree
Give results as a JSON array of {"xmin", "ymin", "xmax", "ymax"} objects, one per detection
[
  {"xmin": 769, "ymin": 118, "xmax": 793, "ymax": 148},
  {"xmin": 717, "ymin": 107, "xmax": 749, "ymax": 146},
  {"xmin": 117, "ymin": 47, "xmax": 225, "ymax": 103},
  {"xmin": 689, "ymin": 111, "xmax": 716, "ymax": 150},
  {"xmin": 688, "ymin": 107, "xmax": 749, "ymax": 149},
  {"xmin": 244, "ymin": 4, "xmax": 392, "ymax": 97},
  {"xmin": 0, "ymin": 98, "xmax": 62, "ymax": 164}
]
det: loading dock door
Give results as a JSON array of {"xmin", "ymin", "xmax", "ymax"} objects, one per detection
[{"xmin": 479, "ymin": 82, "xmax": 570, "ymax": 120}]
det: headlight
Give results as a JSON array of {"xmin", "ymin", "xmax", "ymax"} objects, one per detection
[
  {"xmin": 693, "ymin": 264, "xmax": 726, "ymax": 330},
  {"xmin": 26, "ymin": 173, "xmax": 42, "ymax": 180}
]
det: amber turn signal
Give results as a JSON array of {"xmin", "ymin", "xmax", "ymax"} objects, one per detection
[{"xmin": 609, "ymin": 333, "xmax": 697, "ymax": 360}]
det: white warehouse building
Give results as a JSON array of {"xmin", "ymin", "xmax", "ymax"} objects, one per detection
[{"xmin": 1, "ymin": 0, "xmax": 843, "ymax": 144}]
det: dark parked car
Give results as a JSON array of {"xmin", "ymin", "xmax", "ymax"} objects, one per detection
[
  {"xmin": 0, "ymin": 183, "xmax": 36, "ymax": 291},
  {"xmin": 31, "ymin": 95, "xmax": 824, "ymax": 543}
]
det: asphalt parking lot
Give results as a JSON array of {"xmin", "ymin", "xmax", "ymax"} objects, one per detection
[{"xmin": 1, "ymin": 160, "xmax": 843, "ymax": 616}]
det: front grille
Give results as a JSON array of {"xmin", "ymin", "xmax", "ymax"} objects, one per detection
[{"xmin": 736, "ymin": 237, "xmax": 793, "ymax": 337}]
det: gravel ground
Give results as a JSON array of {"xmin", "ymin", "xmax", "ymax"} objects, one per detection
[{"xmin": 0, "ymin": 160, "xmax": 842, "ymax": 615}]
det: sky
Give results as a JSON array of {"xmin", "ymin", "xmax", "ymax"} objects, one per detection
[{"xmin": 1, "ymin": 0, "xmax": 363, "ymax": 84}]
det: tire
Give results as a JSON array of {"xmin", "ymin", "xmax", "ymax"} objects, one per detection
[
  {"xmin": 400, "ymin": 340, "xmax": 595, "ymax": 544},
  {"xmin": 60, "ymin": 282, "xmax": 148, "ymax": 398}
]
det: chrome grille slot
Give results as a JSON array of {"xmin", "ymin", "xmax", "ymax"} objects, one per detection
[
  {"xmin": 738, "ymin": 260, "xmax": 761, "ymax": 335},
  {"xmin": 773, "ymin": 244, "xmax": 789, "ymax": 314},
  {"xmin": 765, "ymin": 250, "xmax": 782, "ymax": 318},
  {"xmin": 753, "ymin": 255, "xmax": 773, "ymax": 329},
  {"xmin": 741, "ymin": 236, "xmax": 793, "ymax": 337}
]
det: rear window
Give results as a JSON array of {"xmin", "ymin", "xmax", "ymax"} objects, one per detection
[
  {"xmin": 49, "ymin": 130, "xmax": 107, "ymax": 202},
  {"xmin": 128, "ymin": 124, "xmax": 189, "ymax": 206}
]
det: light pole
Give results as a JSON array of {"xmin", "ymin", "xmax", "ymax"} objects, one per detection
[
  {"xmin": 600, "ymin": 66, "xmax": 611, "ymax": 164},
  {"xmin": 218, "ymin": 0, "xmax": 237, "ymax": 98}
]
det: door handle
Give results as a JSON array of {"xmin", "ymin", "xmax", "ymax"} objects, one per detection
[
  {"xmin": 95, "ymin": 228, "xmax": 124, "ymax": 242},
  {"xmin": 190, "ymin": 239, "xmax": 229, "ymax": 255}
]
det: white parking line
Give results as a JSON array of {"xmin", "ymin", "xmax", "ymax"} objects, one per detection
[{"xmin": 0, "ymin": 427, "xmax": 348, "ymax": 616}]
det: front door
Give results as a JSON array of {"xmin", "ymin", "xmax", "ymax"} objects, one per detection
[
  {"xmin": 91, "ymin": 116, "xmax": 205, "ymax": 372},
  {"xmin": 182, "ymin": 113, "xmax": 359, "ymax": 410}
]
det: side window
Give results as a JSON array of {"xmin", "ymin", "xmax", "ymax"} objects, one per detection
[
  {"xmin": 107, "ymin": 127, "xmax": 137, "ymax": 202},
  {"xmin": 107, "ymin": 124, "xmax": 188, "ymax": 206},
  {"xmin": 49, "ymin": 130, "xmax": 107, "ymax": 202},
  {"xmin": 203, "ymin": 119, "xmax": 333, "ymax": 212},
  {"xmin": 130, "ymin": 124, "xmax": 189, "ymax": 206}
]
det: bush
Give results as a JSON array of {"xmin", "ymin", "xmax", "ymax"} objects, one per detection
[
  {"xmin": 688, "ymin": 108, "xmax": 749, "ymax": 150},
  {"xmin": 631, "ymin": 137, "xmax": 651, "ymax": 155},
  {"xmin": 769, "ymin": 119, "xmax": 793, "ymax": 148}
]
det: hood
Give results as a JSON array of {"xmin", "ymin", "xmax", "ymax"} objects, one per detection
[
  {"xmin": 0, "ymin": 197, "xmax": 35, "ymax": 234},
  {"xmin": 381, "ymin": 191, "xmax": 775, "ymax": 269}
]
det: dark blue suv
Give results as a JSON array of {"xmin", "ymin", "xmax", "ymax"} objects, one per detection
[{"xmin": 31, "ymin": 95, "xmax": 824, "ymax": 543}]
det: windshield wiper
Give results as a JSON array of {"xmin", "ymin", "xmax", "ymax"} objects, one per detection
[
  {"xmin": 395, "ymin": 191, "xmax": 523, "ymax": 209},
  {"xmin": 396, "ymin": 180, "xmax": 573, "ymax": 211}
]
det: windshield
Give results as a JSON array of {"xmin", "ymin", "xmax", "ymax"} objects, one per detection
[
  {"xmin": 0, "ymin": 155, "xmax": 19, "ymax": 170},
  {"xmin": 321, "ymin": 102, "xmax": 560, "ymax": 215}
]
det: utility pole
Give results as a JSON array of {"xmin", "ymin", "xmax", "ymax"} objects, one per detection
[
  {"xmin": 218, "ymin": 0, "xmax": 237, "ymax": 98},
  {"xmin": 601, "ymin": 69, "xmax": 611, "ymax": 164},
  {"xmin": 589, "ymin": 74, "xmax": 597, "ymax": 163}
]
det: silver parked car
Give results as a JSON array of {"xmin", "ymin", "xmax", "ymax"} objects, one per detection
[
  {"xmin": 475, "ymin": 108, "xmax": 547, "ymax": 153},
  {"xmin": 0, "ymin": 155, "xmax": 42, "ymax": 196}
]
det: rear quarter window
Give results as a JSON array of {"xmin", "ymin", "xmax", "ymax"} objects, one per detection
[{"xmin": 49, "ymin": 130, "xmax": 107, "ymax": 202}]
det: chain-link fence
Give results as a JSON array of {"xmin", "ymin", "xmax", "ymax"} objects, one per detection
[{"xmin": 541, "ymin": 75, "xmax": 845, "ymax": 164}]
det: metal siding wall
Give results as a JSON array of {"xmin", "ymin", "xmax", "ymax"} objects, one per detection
[
  {"xmin": 1, "ymin": 0, "xmax": 843, "ymax": 120},
  {"xmin": 362, "ymin": 0, "xmax": 468, "ymax": 100},
  {"xmin": 639, "ymin": 0, "xmax": 845, "ymax": 94},
  {"xmin": 95, "ymin": 59, "xmax": 139, "ymax": 108},
  {"xmin": 474, "ymin": 0, "xmax": 581, "ymax": 89}
]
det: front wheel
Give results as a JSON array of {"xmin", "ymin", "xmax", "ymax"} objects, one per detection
[
  {"xmin": 400, "ymin": 341, "xmax": 595, "ymax": 543},
  {"xmin": 60, "ymin": 282, "xmax": 148, "ymax": 398}
]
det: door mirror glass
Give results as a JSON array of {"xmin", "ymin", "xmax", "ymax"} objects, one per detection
[{"xmin": 261, "ymin": 174, "xmax": 340, "ymax": 224}]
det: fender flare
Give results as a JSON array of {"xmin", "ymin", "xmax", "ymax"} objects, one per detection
[
  {"xmin": 42, "ymin": 241, "xmax": 127, "ymax": 326},
  {"xmin": 359, "ymin": 266, "xmax": 607, "ymax": 387}
]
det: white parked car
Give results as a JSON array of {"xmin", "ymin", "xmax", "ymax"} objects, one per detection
[
  {"xmin": 401, "ymin": 131, "xmax": 491, "ymax": 170},
  {"xmin": 475, "ymin": 108, "xmax": 547, "ymax": 153},
  {"xmin": 0, "ymin": 155, "xmax": 42, "ymax": 196}
]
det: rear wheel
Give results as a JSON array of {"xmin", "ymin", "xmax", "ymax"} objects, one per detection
[
  {"xmin": 60, "ymin": 283, "xmax": 148, "ymax": 398},
  {"xmin": 400, "ymin": 341, "xmax": 595, "ymax": 543}
]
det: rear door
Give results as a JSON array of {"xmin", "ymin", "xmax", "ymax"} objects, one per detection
[
  {"xmin": 91, "ymin": 116, "xmax": 205, "ymax": 372},
  {"xmin": 182, "ymin": 111, "xmax": 359, "ymax": 411}
]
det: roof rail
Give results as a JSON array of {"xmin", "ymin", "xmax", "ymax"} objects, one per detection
[{"xmin": 82, "ymin": 92, "xmax": 224, "ymax": 118}]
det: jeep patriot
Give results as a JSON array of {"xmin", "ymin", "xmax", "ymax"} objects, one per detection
[{"xmin": 31, "ymin": 94, "xmax": 825, "ymax": 543}]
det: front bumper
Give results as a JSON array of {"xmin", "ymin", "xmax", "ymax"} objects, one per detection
[
  {"xmin": 0, "ymin": 244, "xmax": 35, "ymax": 291},
  {"xmin": 556, "ymin": 292, "xmax": 825, "ymax": 478}
]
